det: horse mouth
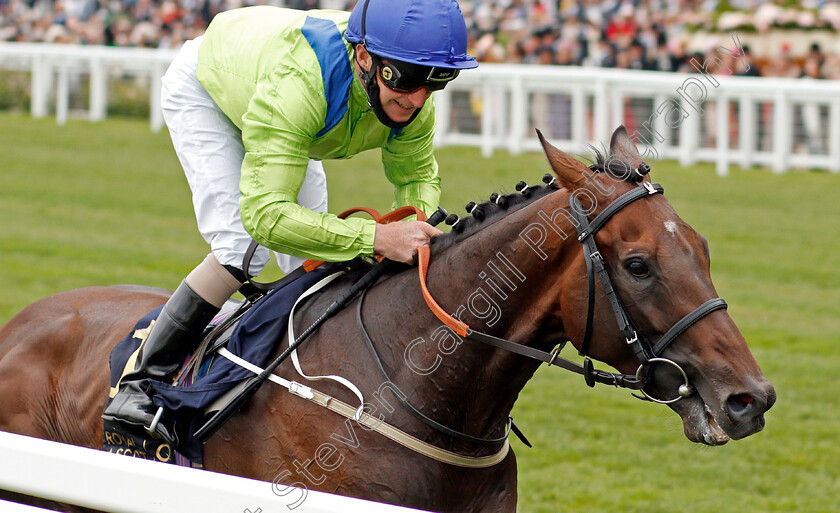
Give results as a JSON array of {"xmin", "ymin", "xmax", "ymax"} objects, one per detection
[{"xmin": 676, "ymin": 393, "xmax": 731, "ymax": 446}]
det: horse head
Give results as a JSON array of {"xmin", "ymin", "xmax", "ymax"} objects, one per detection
[{"xmin": 537, "ymin": 126, "xmax": 776, "ymax": 445}]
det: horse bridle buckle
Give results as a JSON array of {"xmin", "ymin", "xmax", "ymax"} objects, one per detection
[{"xmin": 625, "ymin": 331, "xmax": 639, "ymax": 345}]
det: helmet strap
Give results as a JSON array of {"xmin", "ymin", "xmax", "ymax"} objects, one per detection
[{"xmin": 355, "ymin": 47, "xmax": 422, "ymax": 130}]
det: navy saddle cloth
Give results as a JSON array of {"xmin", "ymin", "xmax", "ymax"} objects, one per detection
[{"xmin": 103, "ymin": 267, "xmax": 331, "ymax": 465}]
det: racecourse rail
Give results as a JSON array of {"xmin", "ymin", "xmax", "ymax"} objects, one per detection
[
  {"xmin": 1, "ymin": 41, "xmax": 839, "ymax": 175},
  {"xmin": 0, "ymin": 431, "xmax": 430, "ymax": 512}
]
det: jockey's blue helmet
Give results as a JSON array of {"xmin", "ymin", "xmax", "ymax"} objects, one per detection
[
  {"xmin": 345, "ymin": 0, "xmax": 477, "ymax": 129},
  {"xmin": 345, "ymin": 0, "xmax": 478, "ymax": 71}
]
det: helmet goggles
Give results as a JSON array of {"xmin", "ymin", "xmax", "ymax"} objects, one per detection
[{"xmin": 371, "ymin": 53, "xmax": 459, "ymax": 93}]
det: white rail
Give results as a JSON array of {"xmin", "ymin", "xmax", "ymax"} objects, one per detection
[
  {"xmin": 0, "ymin": 431, "xmax": 430, "ymax": 513},
  {"xmin": 0, "ymin": 42, "xmax": 176, "ymax": 131},
  {"xmin": 1, "ymin": 42, "xmax": 838, "ymax": 175},
  {"xmin": 435, "ymin": 63, "xmax": 840, "ymax": 175}
]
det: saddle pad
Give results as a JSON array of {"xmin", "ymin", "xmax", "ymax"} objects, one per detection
[{"xmin": 103, "ymin": 267, "xmax": 331, "ymax": 463}]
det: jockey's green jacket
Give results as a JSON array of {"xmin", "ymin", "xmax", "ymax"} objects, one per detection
[{"xmin": 196, "ymin": 6, "xmax": 440, "ymax": 262}]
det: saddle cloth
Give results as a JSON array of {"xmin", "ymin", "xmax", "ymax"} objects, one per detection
[{"xmin": 103, "ymin": 267, "xmax": 331, "ymax": 466}]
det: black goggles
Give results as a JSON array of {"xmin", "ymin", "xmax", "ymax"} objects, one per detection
[{"xmin": 371, "ymin": 53, "xmax": 459, "ymax": 93}]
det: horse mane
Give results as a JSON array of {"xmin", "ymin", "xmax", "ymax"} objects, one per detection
[
  {"xmin": 323, "ymin": 146, "xmax": 647, "ymax": 277},
  {"xmin": 430, "ymin": 146, "xmax": 647, "ymax": 253},
  {"xmin": 428, "ymin": 176, "xmax": 560, "ymax": 254}
]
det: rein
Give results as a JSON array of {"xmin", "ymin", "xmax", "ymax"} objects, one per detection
[
  {"xmin": 416, "ymin": 246, "xmax": 644, "ymax": 390},
  {"xmin": 417, "ymin": 181, "xmax": 729, "ymax": 405}
]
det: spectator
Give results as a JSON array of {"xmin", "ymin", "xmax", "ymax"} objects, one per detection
[
  {"xmin": 798, "ymin": 55, "xmax": 828, "ymax": 154},
  {"xmin": 822, "ymin": 54, "xmax": 840, "ymax": 80},
  {"xmin": 585, "ymin": 39, "xmax": 617, "ymax": 68},
  {"xmin": 736, "ymin": 45, "xmax": 761, "ymax": 77},
  {"xmin": 766, "ymin": 43, "xmax": 802, "ymax": 78},
  {"xmin": 605, "ymin": 4, "xmax": 637, "ymax": 49},
  {"xmin": 807, "ymin": 42, "xmax": 825, "ymax": 67},
  {"xmin": 625, "ymin": 41, "xmax": 655, "ymax": 71}
]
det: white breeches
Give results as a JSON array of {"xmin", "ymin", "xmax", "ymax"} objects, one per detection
[{"xmin": 160, "ymin": 37, "xmax": 328, "ymax": 275}]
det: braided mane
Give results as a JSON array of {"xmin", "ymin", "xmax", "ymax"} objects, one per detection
[
  {"xmin": 326, "ymin": 147, "xmax": 651, "ymax": 275},
  {"xmin": 428, "ymin": 174, "xmax": 560, "ymax": 254},
  {"xmin": 429, "ymin": 146, "xmax": 649, "ymax": 253}
]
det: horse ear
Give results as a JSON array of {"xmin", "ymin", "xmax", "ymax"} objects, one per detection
[
  {"xmin": 536, "ymin": 129, "xmax": 589, "ymax": 190},
  {"xmin": 609, "ymin": 125, "xmax": 645, "ymax": 168}
]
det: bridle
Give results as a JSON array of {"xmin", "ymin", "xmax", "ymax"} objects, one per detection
[
  {"xmin": 569, "ymin": 180, "xmax": 728, "ymax": 403},
  {"xmin": 357, "ymin": 178, "xmax": 729, "ymax": 450},
  {"xmin": 416, "ymin": 179, "xmax": 729, "ymax": 408}
]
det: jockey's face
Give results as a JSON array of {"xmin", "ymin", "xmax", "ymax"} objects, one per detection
[
  {"xmin": 353, "ymin": 44, "xmax": 432, "ymax": 124},
  {"xmin": 376, "ymin": 77, "xmax": 431, "ymax": 123}
]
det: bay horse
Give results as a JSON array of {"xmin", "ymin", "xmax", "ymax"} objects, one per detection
[{"xmin": 0, "ymin": 127, "xmax": 775, "ymax": 513}]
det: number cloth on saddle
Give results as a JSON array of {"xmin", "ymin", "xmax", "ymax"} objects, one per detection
[{"xmin": 103, "ymin": 267, "xmax": 331, "ymax": 464}]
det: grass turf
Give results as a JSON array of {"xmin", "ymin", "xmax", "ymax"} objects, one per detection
[{"xmin": 0, "ymin": 112, "xmax": 838, "ymax": 512}]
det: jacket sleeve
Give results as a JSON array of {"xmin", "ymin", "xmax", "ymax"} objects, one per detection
[
  {"xmin": 381, "ymin": 100, "xmax": 441, "ymax": 218},
  {"xmin": 238, "ymin": 67, "xmax": 376, "ymax": 262}
]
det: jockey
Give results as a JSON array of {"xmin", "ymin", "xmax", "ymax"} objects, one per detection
[{"xmin": 103, "ymin": 0, "xmax": 477, "ymax": 443}]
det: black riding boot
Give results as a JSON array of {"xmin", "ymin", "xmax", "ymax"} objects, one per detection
[{"xmin": 102, "ymin": 281, "xmax": 219, "ymax": 445}]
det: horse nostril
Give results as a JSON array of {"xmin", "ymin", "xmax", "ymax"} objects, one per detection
[{"xmin": 726, "ymin": 393, "xmax": 757, "ymax": 419}]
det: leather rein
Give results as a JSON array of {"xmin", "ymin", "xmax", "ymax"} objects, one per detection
[{"xmin": 415, "ymin": 180, "xmax": 729, "ymax": 413}]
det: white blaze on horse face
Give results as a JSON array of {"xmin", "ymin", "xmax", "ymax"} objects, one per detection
[{"xmin": 664, "ymin": 221, "xmax": 679, "ymax": 236}]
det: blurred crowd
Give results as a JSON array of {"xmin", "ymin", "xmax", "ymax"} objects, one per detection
[
  {"xmin": 1, "ymin": 0, "xmax": 839, "ymax": 79},
  {"xmin": 468, "ymin": 0, "xmax": 840, "ymax": 79}
]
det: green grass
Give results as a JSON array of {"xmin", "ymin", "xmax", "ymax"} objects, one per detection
[{"xmin": 1, "ymin": 113, "xmax": 838, "ymax": 512}]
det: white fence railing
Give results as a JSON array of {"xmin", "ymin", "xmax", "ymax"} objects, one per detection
[
  {"xmin": 0, "ymin": 42, "xmax": 176, "ymax": 131},
  {"xmin": 0, "ymin": 431, "xmax": 429, "ymax": 513},
  {"xmin": 436, "ymin": 64, "xmax": 840, "ymax": 175},
  {"xmin": 1, "ymin": 42, "xmax": 839, "ymax": 175}
]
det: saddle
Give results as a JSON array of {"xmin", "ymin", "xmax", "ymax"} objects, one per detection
[{"xmin": 102, "ymin": 266, "xmax": 331, "ymax": 467}]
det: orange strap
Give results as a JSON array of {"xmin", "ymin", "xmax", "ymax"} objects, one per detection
[
  {"xmin": 378, "ymin": 206, "xmax": 428, "ymax": 224},
  {"xmin": 335, "ymin": 206, "xmax": 383, "ymax": 221},
  {"xmin": 301, "ymin": 206, "xmax": 430, "ymax": 271},
  {"xmin": 416, "ymin": 246, "xmax": 469, "ymax": 338}
]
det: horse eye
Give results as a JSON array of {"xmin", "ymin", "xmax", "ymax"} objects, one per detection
[{"xmin": 626, "ymin": 259, "xmax": 651, "ymax": 278}]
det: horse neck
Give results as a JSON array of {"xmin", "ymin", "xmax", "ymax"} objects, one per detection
[{"xmin": 369, "ymin": 192, "xmax": 578, "ymax": 444}]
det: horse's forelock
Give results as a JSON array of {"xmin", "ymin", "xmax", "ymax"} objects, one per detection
[{"xmin": 587, "ymin": 145, "xmax": 647, "ymax": 184}]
